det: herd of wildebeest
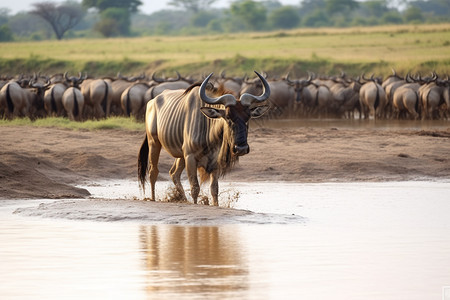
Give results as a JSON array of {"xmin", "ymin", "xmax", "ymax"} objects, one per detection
[{"xmin": 0, "ymin": 69, "xmax": 449, "ymax": 121}]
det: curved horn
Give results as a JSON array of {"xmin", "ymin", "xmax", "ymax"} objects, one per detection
[
  {"xmin": 285, "ymin": 72, "xmax": 294, "ymax": 85},
  {"xmin": 30, "ymin": 80, "xmax": 38, "ymax": 88},
  {"xmin": 151, "ymin": 72, "xmax": 164, "ymax": 83},
  {"xmin": 167, "ymin": 72, "xmax": 180, "ymax": 82},
  {"xmin": 199, "ymin": 73, "xmax": 237, "ymax": 107},
  {"xmin": 64, "ymin": 71, "xmax": 69, "ymax": 81},
  {"xmin": 406, "ymin": 73, "xmax": 413, "ymax": 83},
  {"xmin": 44, "ymin": 79, "xmax": 52, "ymax": 89},
  {"xmin": 307, "ymin": 71, "xmax": 316, "ymax": 81},
  {"xmin": 240, "ymin": 71, "xmax": 271, "ymax": 106},
  {"xmin": 77, "ymin": 72, "xmax": 86, "ymax": 83},
  {"xmin": 391, "ymin": 68, "xmax": 397, "ymax": 76},
  {"xmin": 432, "ymin": 71, "xmax": 438, "ymax": 81}
]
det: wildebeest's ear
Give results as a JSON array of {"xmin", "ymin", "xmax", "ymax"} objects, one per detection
[
  {"xmin": 250, "ymin": 105, "xmax": 270, "ymax": 118},
  {"xmin": 200, "ymin": 107, "xmax": 226, "ymax": 119}
]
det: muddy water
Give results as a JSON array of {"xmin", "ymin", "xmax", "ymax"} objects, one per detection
[
  {"xmin": 252, "ymin": 118, "xmax": 450, "ymax": 130},
  {"xmin": 1, "ymin": 181, "xmax": 450, "ymax": 299}
]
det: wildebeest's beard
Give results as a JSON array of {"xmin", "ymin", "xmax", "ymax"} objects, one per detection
[{"xmin": 216, "ymin": 120, "xmax": 237, "ymax": 177}]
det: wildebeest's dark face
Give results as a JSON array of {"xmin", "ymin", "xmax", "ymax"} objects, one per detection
[{"xmin": 201, "ymin": 102, "xmax": 269, "ymax": 156}]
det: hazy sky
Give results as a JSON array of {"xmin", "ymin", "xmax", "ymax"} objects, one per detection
[{"xmin": 3, "ymin": 0, "xmax": 302, "ymax": 15}]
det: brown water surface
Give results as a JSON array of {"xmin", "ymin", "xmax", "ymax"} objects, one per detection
[{"xmin": 1, "ymin": 181, "xmax": 450, "ymax": 299}]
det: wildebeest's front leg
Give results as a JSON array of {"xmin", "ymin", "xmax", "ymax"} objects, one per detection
[
  {"xmin": 185, "ymin": 154, "xmax": 199, "ymax": 204},
  {"xmin": 169, "ymin": 158, "xmax": 187, "ymax": 200}
]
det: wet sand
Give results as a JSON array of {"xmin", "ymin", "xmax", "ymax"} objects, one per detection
[{"xmin": 1, "ymin": 123, "xmax": 449, "ymax": 200}]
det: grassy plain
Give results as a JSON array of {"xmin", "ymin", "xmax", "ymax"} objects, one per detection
[
  {"xmin": 0, "ymin": 23, "xmax": 449, "ymax": 77},
  {"xmin": 0, "ymin": 117, "xmax": 145, "ymax": 131}
]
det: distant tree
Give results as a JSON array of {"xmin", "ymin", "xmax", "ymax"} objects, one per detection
[
  {"xmin": 261, "ymin": 0, "xmax": 283, "ymax": 12},
  {"xmin": 230, "ymin": 0, "xmax": 267, "ymax": 31},
  {"xmin": 301, "ymin": 9, "xmax": 330, "ymax": 27},
  {"xmin": 0, "ymin": 8, "xmax": 10, "ymax": 26},
  {"xmin": 31, "ymin": 1, "xmax": 85, "ymax": 40},
  {"xmin": 82, "ymin": 0, "xmax": 141, "ymax": 36},
  {"xmin": 0, "ymin": 24, "xmax": 13, "ymax": 41},
  {"xmin": 8, "ymin": 12, "xmax": 51, "ymax": 39},
  {"xmin": 207, "ymin": 18, "xmax": 222, "ymax": 32},
  {"xmin": 168, "ymin": 0, "xmax": 217, "ymax": 13},
  {"xmin": 94, "ymin": 17, "xmax": 119, "ymax": 37},
  {"xmin": 409, "ymin": 0, "xmax": 450, "ymax": 16},
  {"xmin": 381, "ymin": 10, "xmax": 403, "ymax": 24},
  {"xmin": 269, "ymin": 6, "xmax": 300, "ymax": 29},
  {"xmin": 403, "ymin": 6, "xmax": 424, "ymax": 23},
  {"xmin": 299, "ymin": 0, "xmax": 326, "ymax": 15},
  {"xmin": 93, "ymin": 8, "xmax": 129, "ymax": 37},
  {"xmin": 362, "ymin": 0, "xmax": 389, "ymax": 18},
  {"xmin": 325, "ymin": 0, "xmax": 359, "ymax": 15},
  {"xmin": 191, "ymin": 11, "xmax": 216, "ymax": 27},
  {"xmin": 82, "ymin": 0, "xmax": 142, "ymax": 13},
  {"xmin": 155, "ymin": 21, "xmax": 173, "ymax": 35}
]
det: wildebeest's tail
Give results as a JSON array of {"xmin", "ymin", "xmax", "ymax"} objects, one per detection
[
  {"xmin": 423, "ymin": 89, "xmax": 430, "ymax": 117},
  {"xmin": 102, "ymin": 80, "xmax": 108, "ymax": 115},
  {"xmin": 138, "ymin": 134, "xmax": 149, "ymax": 192},
  {"xmin": 6, "ymin": 84, "xmax": 14, "ymax": 113},
  {"xmin": 126, "ymin": 90, "xmax": 131, "ymax": 117},
  {"xmin": 374, "ymin": 83, "xmax": 380, "ymax": 110},
  {"xmin": 50, "ymin": 87, "xmax": 57, "ymax": 113},
  {"xmin": 73, "ymin": 89, "xmax": 79, "ymax": 117},
  {"xmin": 414, "ymin": 91, "xmax": 420, "ymax": 115}
]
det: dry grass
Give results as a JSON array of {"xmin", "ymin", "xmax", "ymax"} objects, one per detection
[{"xmin": 0, "ymin": 23, "xmax": 449, "ymax": 76}]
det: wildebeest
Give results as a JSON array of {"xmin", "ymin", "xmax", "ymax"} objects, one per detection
[
  {"xmin": 359, "ymin": 75, "xmax": 387, "ymax": 119},
  {"xmin": 284, "ymin": 74, "xmax": 315, "ymax": 116},
  {"xmin": 144, "ymin": 77, "xmax": 192, "ymax": 102},
  {"xmin": 62, "ymin": 72, "xmax": 85, "ymax": 121},
  {"xmin": 392, "ymin": 75, "xmax": 421, "ymax": 119},
  {"xmin": 81, "ymin": 78, "xmax": 113, "ymax": 119},
  {"xmin": 110, "ymin": 73, "xmax": 144, "ymax": 115},
  {"xmin": 215, "ymin": 71, "xmax": 244, "ymax": 98},
  {"xmin": 416, "ymin": 73, "xmax": 450, "ymax": 119},
  {"xmin": 44, "ymin": 82, "xmax": 67, "ymax": 117},
  {"xmin": 328, "ymin": 77, "xmax": 362, "ymax": 118},
  {"xmin": 0, "ymin": 78, "xmax": 49, "ymax": 119},
  {"xmin": 138, "ymin": 71, "xmax": 270, "ymax": 206},
  {"xmin": 306, "ymin": 81, "xmax": 333, "ymax": 117},
  {"xmin": 0, "ymin": 81, "xmax": 30, "ymax": 119},
  {"xmin": 121, "ymin": 82, "xmax": 150, "ymax": 119},
  {"xmin": 241, "ymin": 75, "xmax": 295, "ymax": 117}
]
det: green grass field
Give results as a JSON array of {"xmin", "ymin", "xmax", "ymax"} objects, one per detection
[
  {"xmin": 0, "ymin": 117, "xmax": 145, "ymax": 131},
  {"xmin": 1, "ymin": 23, "xmax": 449, "ymax": 77}
]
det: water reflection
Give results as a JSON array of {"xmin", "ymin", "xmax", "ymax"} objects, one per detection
[{"xmin": 139, "ymin": 225, "xmax": 248, "ymax": 298}]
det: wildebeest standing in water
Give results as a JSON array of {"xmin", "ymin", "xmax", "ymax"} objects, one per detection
[{"xmin": 138, "ymin": 71, "xmax": 270, "ymax": 206}]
